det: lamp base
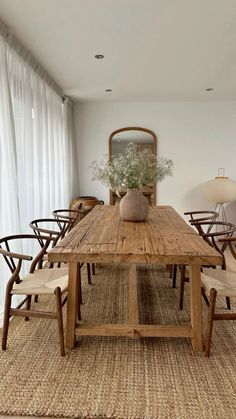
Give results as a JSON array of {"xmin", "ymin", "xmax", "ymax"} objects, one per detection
[{"xmin": 214, "ymin": 203, "xmax": 227, "ymax": 223}]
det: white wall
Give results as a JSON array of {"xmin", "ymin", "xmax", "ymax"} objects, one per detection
[{"xmin": 74, "ymin": 101, "xmax": 236, "ymax": 222}]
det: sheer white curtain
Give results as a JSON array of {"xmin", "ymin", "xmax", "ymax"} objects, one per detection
[
  {"xmin": 0, "ymin": 36, "xmax": 22, "ymax": 322},
  {"xmin": 0, "ymin": 26, "xmax": 78, "ymax": 325},
  {"xmin": 63, "ymin": 98, "xmax": 78, "ymax": 201}
]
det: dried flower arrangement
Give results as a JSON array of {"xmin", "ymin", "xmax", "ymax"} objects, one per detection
[{"xmin": 90, "ymin": 142, "xmax": 173, "ymax": 193}]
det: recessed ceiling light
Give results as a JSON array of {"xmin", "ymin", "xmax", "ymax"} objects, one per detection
[
  {"xmin": 94, "ymin": 54, "xmax": 104, "ymax": 59},
  {"xmin": 105, "ymin": 88, "xmax": 112, "ymax": 92},
  {"xmin": 206, "ymin": 88, "xmax": 214, "ymax": 91}
]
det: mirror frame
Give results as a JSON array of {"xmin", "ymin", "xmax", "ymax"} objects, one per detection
[{"xmin": 109, "ymin": 126, "xmax": 158, "ymax": 205}]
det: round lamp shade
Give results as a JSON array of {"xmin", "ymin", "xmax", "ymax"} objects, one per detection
[{"xmin": 203, "ymin": 177, "xmax": 236, "ymax": 204}]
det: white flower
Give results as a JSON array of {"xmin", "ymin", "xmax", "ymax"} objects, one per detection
[{"xmin": 90, "ymin": 143, "xmax": 173, "ymax": 191}]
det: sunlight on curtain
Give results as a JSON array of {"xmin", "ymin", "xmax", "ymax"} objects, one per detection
[
  {"xmin": 0, "ymin": 36, "xmax": 22, "ymax": 323},
  {"xmin": 63, "ymin": 97, "xmax": 79, "ymax": 202},
  {"xmin": 0, "ymin": 32, "xmax": 77, "ymax": 325}
]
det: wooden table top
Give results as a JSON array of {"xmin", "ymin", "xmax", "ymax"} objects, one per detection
[{"xmin": 48, "ymin": 205, "xmax": 222, "ymax": 265}]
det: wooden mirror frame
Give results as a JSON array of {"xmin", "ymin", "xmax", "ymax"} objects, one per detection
[{"xmin": 109, "ymin": 126, "xmax": 158, "ymax": 205}]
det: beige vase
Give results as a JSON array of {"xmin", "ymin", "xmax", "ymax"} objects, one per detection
[{"xmin": 119, "ymin": 189, "xmax": 149, "ymax": 221}]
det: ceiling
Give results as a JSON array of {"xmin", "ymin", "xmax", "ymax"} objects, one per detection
[{"xmin": 0, "ymin": 0, "xmax": 236, "ymax": 102}]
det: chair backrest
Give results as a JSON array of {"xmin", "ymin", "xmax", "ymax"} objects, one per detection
[
  {"xmin": 219, "ymin": 237, "xmax": 236, "ymax": 263},
  {"xmin": 0, "ymin": 234, "xmax": 55, "ymax": 286},
  {"xmin": 52, "ymin": 209, "xmax": 84, "ymax": 232},
  {"xmin": 184, "ymin": 210, "xmax": 219, "ymax": 234},
  {"xmin": 184, "ymin": 211, "xmax": 219, "ymax": 235},
  {"xmin": 29, "ymin": 218, "xmax": 70, "ymax": 246},
  {"xmin": 184, "ymin": 210, "xmax": 219, "ymax": 223},
  {"xmin": 190, "ymin": 221, "xmax": 236, "ymax": 269}
]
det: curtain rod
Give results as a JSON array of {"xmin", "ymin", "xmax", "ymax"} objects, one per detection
[{"xmin": 0, "ymin": 19, "xmax": 72, "ymax": 103}]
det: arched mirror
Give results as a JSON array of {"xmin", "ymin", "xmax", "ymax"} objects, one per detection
[{"xmin": 109, "ymin": 127, "xmax": 157, "ymax": 205}]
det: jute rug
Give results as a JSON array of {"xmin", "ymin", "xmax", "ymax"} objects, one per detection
[{"xmin": 0, "ymin": 264, "xmax": 236, "ymax": 419}]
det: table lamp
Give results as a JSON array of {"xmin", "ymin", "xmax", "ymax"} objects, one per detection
[{"xmin": 203, "ymin": 168, "xmax": 236, "ymax": 222}]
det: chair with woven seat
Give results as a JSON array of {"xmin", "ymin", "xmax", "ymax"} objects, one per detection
[
  {"xmin": 178, "ymin": 221, "xmax": 236, "ymax": 311},
  {"xmin": 29, "ymin": 218, "xmax": 71, "ymax": 305},
  {"xmin": 201, "ymin": 236, "xmax": 236, "ymax": 356},
  {"xmin": 171, "ymin": 210, "xmax": 219, "ymax": 288},
  {"xmin": 29, "ymin": 218, "xmax": 83, "ymax": 315},
  {"xmin": 52, "ymin": 209, "xmax": 95, "ymax": 281},
  {"xmin": 0, "ymin": 234, "xmax": 75, "ymax": 356},
  {"xmin": 176, "ymin": 220, "xmax": 236, "ymax": 356}
]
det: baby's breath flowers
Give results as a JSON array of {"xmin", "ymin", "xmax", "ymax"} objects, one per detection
[{"xmin": 90, "ymin": 143, "xmax": 173, "ymax": 193}]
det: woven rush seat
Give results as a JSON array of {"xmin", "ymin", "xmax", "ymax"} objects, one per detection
[
  {"xmin": 0, "ymin": 234, "xmax": 73, "ymax": 356},
  {"xmin": 202, "ymin": 268, "xmax": 236, "ymax": 297},
  {"xmin": 11, "ymin": 268, "xmax": 68, "ymax": 295}
]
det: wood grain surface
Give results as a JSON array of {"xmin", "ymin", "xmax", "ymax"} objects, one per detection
[{"xmin": 48, "ymin": 205, "xmax": 222, "ymax": 266}]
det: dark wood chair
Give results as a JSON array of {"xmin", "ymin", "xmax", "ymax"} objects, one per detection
[
  {"xmin": 174, "ymin": 220, "xmax": 236, "ymax": 356},
  {"xmin": 52, "ymin": 209, "xmax": 95, "ymax": 281},
  {"xmin": 0, "ymin": 234, "xmax": 72, "ymax": 356},
  {"xmin": 201, "ymin": 235, "xmax": 236, "ymax": 356},
  {"xmin": 29, "ymin": 218, "xmax": 70, "ymax": 269},
  {"xmin": 52, "ymin": 208, "xmax": 84, "ymax": 232},
  {"xmin": 178, "ymin": 221, "xmax": 236, "ymax": 310},
  {"xmin": 29, "ymin": 218, "xmax": 84, "ymax": 316},
  {"xmin": 184, "ymin": 210, "xmax": 219, "ymax": 223},
  {"xmin": 171, "ymin": 210, "xmax": 219, "ymax": 288}
]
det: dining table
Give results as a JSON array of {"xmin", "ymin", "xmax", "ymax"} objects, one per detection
[{"xmin": 48, "ymin": 205, "xmax": 222, "ymax": 352}]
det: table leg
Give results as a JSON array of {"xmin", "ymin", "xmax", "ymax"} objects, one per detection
[
  {"xmin": 189, "ymin": 264, "xmax": 203, "ymax": 352},
  {"xmin": 66, "ymin": 262, "xmax": 80, "ymax": 349},
  {"xmin": 129, "ymin": 264, "xmax": 138, "ymax": 324}
]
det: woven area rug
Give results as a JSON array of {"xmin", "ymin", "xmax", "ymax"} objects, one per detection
[{"xmin": 0, "ymin": 264, "xmax": 236, "ymax": 419}]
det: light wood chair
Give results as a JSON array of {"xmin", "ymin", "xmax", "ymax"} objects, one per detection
[{"xmin": 0, "ymin": 234, "xmax": 71, "ymax": 356}]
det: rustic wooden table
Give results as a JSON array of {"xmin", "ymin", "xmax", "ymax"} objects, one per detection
[{"xmin": 48, "ymin": 205, "xmax": 222, "ymax": 352}]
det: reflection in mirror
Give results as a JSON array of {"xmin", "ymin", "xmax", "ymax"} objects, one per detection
[
  {"xmin": 112, "ymin": 130, "xmax": 154, "ymax": 156},
  {"xmin": 109, "ymin": 127, "xmax": 157, "ymax": 205}
]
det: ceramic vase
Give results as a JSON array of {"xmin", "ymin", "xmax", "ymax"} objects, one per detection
[
  {"xmin": 70, "ymin": 196, "xmax": 104, "ymax": 212},
  {"xmin": 119, "ymin": 189, "xmax": 149, "ymax": 221}
]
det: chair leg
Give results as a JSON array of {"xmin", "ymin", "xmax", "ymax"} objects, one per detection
[
  {"xmin": 55, "ymin": 287, "xmax": 65, "ymax": 356},
  {"xmin": 226, "ymin": 297, "xmax": 231, "ymax": 310},
  {"xmin": 87, "ymin": 263, "xmax": 91, "ymax": 284},
  {"xmin": 2, "ymin": 292, "xmax": 12, "ymax": 350},
  {"xmin": 25, "ymin": 295, "xmax": 32, "ymax": 321},
  {"xmin": 205, "ymin": 288, "xmax": 217, "ymax": 357},
  {"xmin": 78, "ymin": 263, "xmax": 83, "ymax": 305},
  {"xmin": 202, "ymin": 287, "xmax": 209, "ymax": 306},
  {"xmin": 78, "ymin": 274, "xmax": 82, "ymax": 321},
  {"xmin": 172, "ymin": 264, "xmax": 177, "ymax": 288},
  {"xmin": 179, "ymin": 265, "xmax": 186, "ymax": 310},
  {"xmin": 92, "ymin": 263, "xmax": 95, "ymax": 276},
  {"xmin": 77, "ymin": 300, "xmax": 81, "ymax": 322},
  {"xmin": 34, "ymin": 295, "xmax": 38, "ymax": 303}
]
